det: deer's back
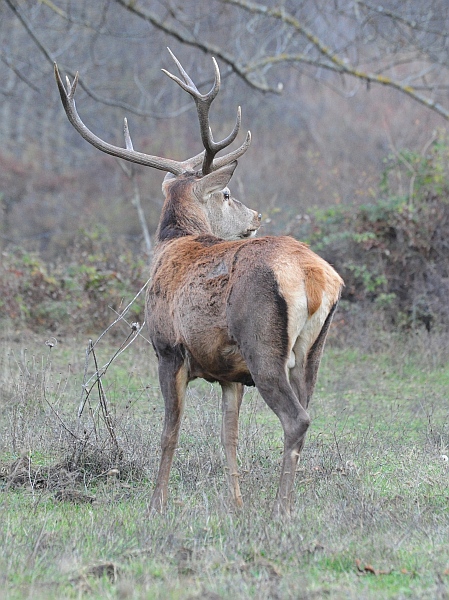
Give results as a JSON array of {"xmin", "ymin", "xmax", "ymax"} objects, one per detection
[{"xmin": 146, "ymin": 235, "xmax": 342, "ymax": 383}]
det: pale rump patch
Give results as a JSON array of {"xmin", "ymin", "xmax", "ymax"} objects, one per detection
[
  {"xmin": 287, "ymin": 351, "xmax": 296, "ymax": 369},
  {"xmin": 269, "ymin": 238, "xmax": 342, "ymax": 373},
  {"xmin": 283, "ymin": 284, "xmax": 309, "ymax": 368},
  {"xmin": 291, "ymin": 293, "xmax": 335, "ymax": 368},
  {"xmin": 269, "ymin": 237, "xmax": 341, "ymax": 317}
]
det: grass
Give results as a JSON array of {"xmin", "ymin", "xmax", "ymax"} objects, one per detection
[{"xmin": 1, "ymin": 322, "xmax": 449, "ymax": 599}]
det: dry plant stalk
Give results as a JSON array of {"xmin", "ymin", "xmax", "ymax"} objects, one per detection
[{"xmin": 58, "ymin": 279, "xmax": 152, "ymax": 469}]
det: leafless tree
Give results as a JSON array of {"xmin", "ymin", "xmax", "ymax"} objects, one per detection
[
  {"xmin": 2, "ymin": 0, "xmax": 449, "ymax": 252},
  {"xmin": 4, "ymin": 0, "xmax": 449, "ymax": 118}
]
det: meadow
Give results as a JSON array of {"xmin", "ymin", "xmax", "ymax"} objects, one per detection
[{"xmin": 1, "ymin": 320, "xmax": 449, "ymax": 599}]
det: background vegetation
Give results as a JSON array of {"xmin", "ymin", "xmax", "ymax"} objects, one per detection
[
  {"xmin": 2, "ymin": 0, "xmax": 449, "ymax": 257},
  {"xmin": 2, "ymin": 129, "xmax": 449, "ymax": 331}
]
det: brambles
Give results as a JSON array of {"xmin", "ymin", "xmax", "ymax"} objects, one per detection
[
  {"xmin": 0, "ymin": 226, "xmax": 147, "ymax": 333},
  {"xmin": 299, "ymin": 131, "xmax": 449, "ymax": 331}
]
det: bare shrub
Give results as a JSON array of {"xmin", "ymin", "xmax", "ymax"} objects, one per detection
[
  {"xmin": 0, "ymin": 225, "xmax": 147, "ymax": 333},
  {"xmin": 293, "ymin": 131, "xmax": 449, "ymax": 331},
  {"xmin": 0, "ymin": 319, "xmax": 158, "ymax": 494}
]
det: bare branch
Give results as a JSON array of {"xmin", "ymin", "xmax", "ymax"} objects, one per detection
[
  {"xmin": 221, "ymin": 0, "xmax": 449, "ymax": 120},
  {"xmin": 0, "ymin": 52, "xmax": 40, "ymax": 93},
  {"xmin": 358, "ymin": 1, "xmax": 449, "ymax": 38},
  {"xmin": 38, "ymin": 0, "xmax": 67, "ymax": 19},
  {"xmin": 9, "ymin": 0, "xmax": 449, "ymax": 120},
  {"xmin": 4, "ymin": 0, "xmax": 198, "ymax": 117},
  {"xmin": 113, "ymin": 0, "xmax": 279, "ymax": 93},
  {"xmin": 116, "ymin": 155, "xmax": 152, "ymax": 255}
]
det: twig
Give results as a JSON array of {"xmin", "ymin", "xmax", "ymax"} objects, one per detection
[
  {"xmin": 78, "ymin": 278, "xmax": 150, "ymax": 417},
  {"xmin": 73, "ymin": 277, "xmax": 152, "ymax": 464},
  {"xmin": 91, "ymin": 277, "xmax": 151, "ymax": 349},
  {"xmin": 116, "ymin": 159, "xmax": 152, "ymax": 255},
  {"xmin": 90, "ymin": 342, "xmax": 121, "ymax": 455},
  {"xmin": 44, "ymin": 396, "xmax": 80, "ymax": 440},
  {"xmin": 333, "ymin": 430, "xmax": 344, "ymax": 466},
  {"xmin": 80, "ymin": 323, "xmax": 142, "ymax": 402}
]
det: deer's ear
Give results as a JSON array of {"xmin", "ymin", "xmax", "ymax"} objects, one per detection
[{"xmin": 194, "ymin": 162, "xmax": 237, "ymax": 200}]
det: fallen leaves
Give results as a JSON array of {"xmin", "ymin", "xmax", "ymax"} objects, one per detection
[
  {"xmin": 355, "ymin": 559, "xmax": 391, "ymax": 576},
  {"xmin": 355, "ymin": 559, "xmax": 426, "ymax": 578}
]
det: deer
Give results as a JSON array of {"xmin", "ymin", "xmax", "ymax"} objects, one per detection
[{"xmin": 54, "ymin": 49, "xmax": 343, "ymax": 517}]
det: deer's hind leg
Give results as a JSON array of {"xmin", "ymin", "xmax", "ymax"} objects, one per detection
[
  {"xmin": 289, "ymin": 301, "xmax": 339, "ymax": 411},
  {"xmin": 252, "ymin": 373, "xmax": 311, "ymax": 517},
  {"xmin": 227, "ymin": 266, "xmax": 310, "ymax": 517},
  {"xmin": 149, "ymin": 345, "xmax": 188, "ymax": 513}
]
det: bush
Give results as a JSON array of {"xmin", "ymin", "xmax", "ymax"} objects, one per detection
[
  {"xmin": 0, "ymin": 226, "xmax": 147, "ymax": 333},
  {"xmin": 300, "ymin": 131, "xmax": 449, "ymax": 330}
]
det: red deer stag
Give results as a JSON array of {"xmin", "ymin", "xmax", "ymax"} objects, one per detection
[{"xmin": 55, "ymin": 50, "xmax": 343, "ymax": 517}]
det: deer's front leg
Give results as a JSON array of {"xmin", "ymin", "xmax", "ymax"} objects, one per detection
[
  {"xmin": 220, "ymin": 382, "xmax": 244, "ymax": 508},
  {"xmin": 149, "ymin": 350, "xmax": 188, "ymax": 513}
]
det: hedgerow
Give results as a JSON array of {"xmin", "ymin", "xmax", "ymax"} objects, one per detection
[
  {"xmin": 0, "ymin": 226, "xmax": 147, "ymax": 332},
  {"xmin": 302, "ymin": 131, "xmax": 449, "ymax": 330}
]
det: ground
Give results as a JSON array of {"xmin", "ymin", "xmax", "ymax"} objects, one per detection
[{"xmin": 1, "ymin": 321, "xmax": 449, "ymax": 599}]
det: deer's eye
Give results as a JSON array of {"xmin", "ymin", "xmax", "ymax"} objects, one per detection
[{"xmin": 223, "ymin": 191, "xmax": 230, "ymax": 201}]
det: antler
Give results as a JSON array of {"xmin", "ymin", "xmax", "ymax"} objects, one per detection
[
  {"xmin": 54, "ymin": 63, "xmax": 186, "ymax": 176},
  {"xmin": 55, "ymin": 51, "xmax": 250, "ymax": 177},
  {"xmin": 162, "ymin": 48, "xmax": 251, "ymax": 175}
]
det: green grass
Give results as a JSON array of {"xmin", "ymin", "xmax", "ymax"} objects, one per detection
[{"xmin": 1, "ymin": 324, "xmax": 449, "ymax": 598}]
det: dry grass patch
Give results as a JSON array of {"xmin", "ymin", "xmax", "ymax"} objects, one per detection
[{"xmin": 1, "ymin": 322, "xmax": 449, "ymax": 598}]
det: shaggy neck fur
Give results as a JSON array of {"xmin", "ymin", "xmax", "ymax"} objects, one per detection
[{"xmin": 156, "ymin": 177, "xmax": 212, "ymax": 243}]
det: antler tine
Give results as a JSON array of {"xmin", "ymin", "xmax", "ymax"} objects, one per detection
[
  {"xmin": 208, "ymin": 105, "xmax": 241, "ymax": 152},
  {"xmin": 163, "ymin": 47, "xmax": 220, "ymax": 103},
  {"xmin": 65, "ymin": 72, "xmax": 78, "ymax": 98},
  {"xmin": 213, "ymin": 130, "xmax": 252, "ymax": 170},
  {"xmin": 163, "ymin": 50, "xmax": 250, "ymax": 175},
  {"xmin": 123, "ymin": 117, "xmax": 133, "ymax": 151},
  {"xmin": 54, "ymin": 62, "xmax": 185, "ymax": 176}
]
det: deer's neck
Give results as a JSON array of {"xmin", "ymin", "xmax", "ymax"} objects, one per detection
[{"xmin": 156, "ymin": 180, "xmax": 212, "ymax": 243}]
